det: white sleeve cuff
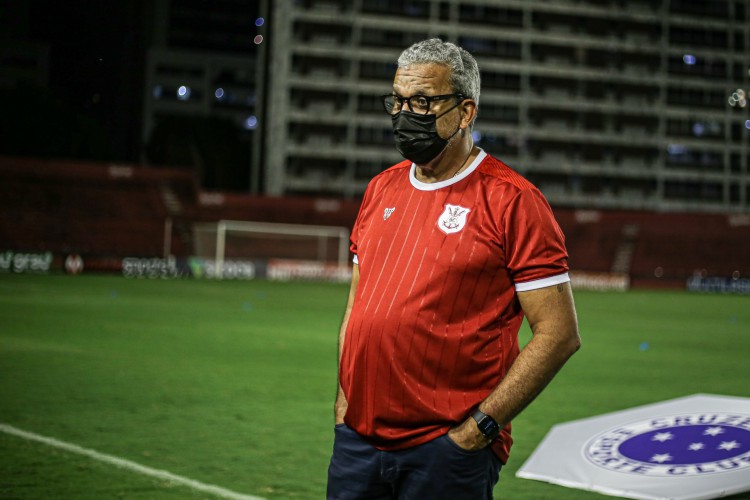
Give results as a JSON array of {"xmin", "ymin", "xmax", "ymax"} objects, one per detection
[
  {"xmin": 352, "ymin": 254, "xmax": 359, "ymax": 265},
  {"xmin": 515, "ymin": 272, "xmax": 570, "ymax": 292}
]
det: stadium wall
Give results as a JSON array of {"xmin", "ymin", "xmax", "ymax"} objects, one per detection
[{"xmin": 1, "ymin": 157, "xmax": 748, "ymax": 291}]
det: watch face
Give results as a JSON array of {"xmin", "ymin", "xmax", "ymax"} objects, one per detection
[
  {"xmin": 474, "ymin": 412, "xmax": 500, "ymax": 439},
  {"xmin": 481, "ymin": 418, "xmax": 497, "ymax": 433}
]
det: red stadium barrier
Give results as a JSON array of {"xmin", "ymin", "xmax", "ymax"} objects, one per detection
[{"xmin": 1, "ymin": 156, "xmax": 748, "ymax": 288}]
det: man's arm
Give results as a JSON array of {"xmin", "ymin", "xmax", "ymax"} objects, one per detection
[
  {"xmin": 334, "ymin": 263, "xmax": 359, "ymax": 425},
  {"xmin": 448, "ymin": 280, "xmax": 581, "ymax": 450}
]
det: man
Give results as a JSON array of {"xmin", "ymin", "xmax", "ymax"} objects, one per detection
[{"xmin": 327, "ymin": 38, "xmax": 580, "ymax": 499}]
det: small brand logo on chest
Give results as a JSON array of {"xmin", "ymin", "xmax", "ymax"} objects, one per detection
[
  {"xmin": 383, "ymin": 207, "xmax": 396, "ymax": 220},
  {"xmin": 438, "ymin": 204, "xmax": 470, "ymax": 234}
]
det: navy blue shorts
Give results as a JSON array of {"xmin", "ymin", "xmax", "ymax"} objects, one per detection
[{"xmin": 327, "ymin": 424, "xmax": 502, "ymax": 499}]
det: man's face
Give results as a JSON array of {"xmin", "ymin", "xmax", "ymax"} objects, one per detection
[{"xmin": 392, "ymin": 63, "xmax": 462, "ymax": 140}]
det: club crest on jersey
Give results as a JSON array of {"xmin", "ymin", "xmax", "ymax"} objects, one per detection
[
  {"xmin": 438, "ymin": 204, "xmax": 470, "ymax": 234},
  {"xmin": 383, "ymin": 207, "xmax": 395, "ymax": 220}
]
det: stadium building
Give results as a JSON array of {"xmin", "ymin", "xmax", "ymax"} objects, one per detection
[
  {"xmin": 265, "ymin": 0, "xmax": 750, "ymax": 212},
  {"xmin": 2, "ymin": 0, "xmax": 749, "ymax": 287},
  {"xmin": 142, "ymin": 0, "xmax": 267, "ymax": 190}
]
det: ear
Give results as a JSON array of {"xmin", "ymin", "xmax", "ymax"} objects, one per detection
[{"xmin": 459, "ymin": 99, "xmax": 478, "ymax": 130}]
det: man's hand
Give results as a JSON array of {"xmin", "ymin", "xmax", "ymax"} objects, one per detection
[{"xmin": 447, "ymin": 417, "xmax": 491, "ymax": 451}]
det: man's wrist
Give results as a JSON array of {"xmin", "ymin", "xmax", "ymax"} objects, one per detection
[
  {"xmin": 471, "ymin": 409, "xmax": 500, "ymax": 441},
  {"xmin": 448, "ymin": 417, "xmax": 489, "ymax": 451}
]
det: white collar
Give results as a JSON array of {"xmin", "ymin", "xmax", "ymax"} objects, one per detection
[{"xmin": 409, "ymin": 148, "xmax": 487, "ymax": 191}]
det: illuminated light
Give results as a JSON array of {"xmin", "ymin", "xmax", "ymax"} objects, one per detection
[
  {"xmin": 177, "ymin": 85, "xmax": 191, "ymax": 100},
  {"xmin": 215, "ymin": 88, "xmax": 225, "ymax": 100},
  {"xmin": 741, "ymin": 98, "xmax": 748, "ymax": 108},
  {"xmin": 253, "ymin": 35, "xmax": 263, "ymax": 44},
  {"xmin": 243, "ymin": 115, "xmax": 258, "ymax": 130},
  {"xmin": 683, "ymin": 54, "xmax": 696, "ymax": 65},
  {"xmin": 667, "ymin": 144, "xmax": 687, "ymax": 155},
  {"xmin": 729, "ymin": 96, "xmax": 737, "ymax": 107},
  {"xmin": 745, "ymin": 120, "xmax": 750, "ymax": 129},
  {"xmin": 692, "ymin": 122, "xmax": 704, "ymax": 136},
  {"xmin": 255, "ymin": 17, "xmax": 264, "ymax": 27},
  {"xmin": 471, "ymin": 130, "xmax": 482, "ymax": 142}
]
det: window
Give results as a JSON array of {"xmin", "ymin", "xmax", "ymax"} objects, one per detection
[
  {"xmin": 359, "ymin": 60, "xmax": 398, "ymax": 81},
  {"xmin": 459, "ymin": 36, "xmax": 521, "ymax": 60},
  {"xmin": 457, "ymin": 5, "xmax": 522, "ymax": 27},
  {"xmin": 361, "ymin": 28, "xmax": 429, "ymax": 48},
  {"xmin": 361, "ymin": 0, "xmax": 430, "ymax": 17}
]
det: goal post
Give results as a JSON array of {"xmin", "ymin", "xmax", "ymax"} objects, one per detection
[{"xmin": 193, "ymin": 220, "xmax": 351, "ymax": 279}]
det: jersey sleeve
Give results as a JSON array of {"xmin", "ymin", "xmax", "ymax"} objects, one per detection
[
  {"xmin": 349, "ymin": 160, "xmax": 414, "ymax": 265},
  {"xmin": 350, "ymin": 210, "xmax": 361, "ymax": 264},
  {"xmin": 503, "ymin": 188, "xmax": 569, "ymax": 291},
  {"xmin": 350, "ymin": 177, "xmax": 378, "ymax": 264}
]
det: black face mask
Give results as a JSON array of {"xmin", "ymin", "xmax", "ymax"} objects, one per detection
[{"xmin": 391, "ymin": 104, "xmax": 462, "ymax": 164}]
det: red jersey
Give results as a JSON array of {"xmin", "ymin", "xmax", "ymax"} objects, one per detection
[{"xmin": 340, "ymin": 150, "xmax": 569, "ymax": 463}]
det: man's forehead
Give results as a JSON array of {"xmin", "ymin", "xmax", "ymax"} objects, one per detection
[{"xmin": 393, "ymin": 63, "xmax": 452, "ymax": 94}]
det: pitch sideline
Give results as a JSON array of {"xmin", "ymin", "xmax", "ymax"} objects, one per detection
[{"xmin": 0, "ymin": 422, "xmax": 266, "ymax": 500}]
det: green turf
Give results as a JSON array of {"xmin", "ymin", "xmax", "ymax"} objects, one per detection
[{"xmin": 1, "ymin": 274, "xmax": 749, "ymax": 499}]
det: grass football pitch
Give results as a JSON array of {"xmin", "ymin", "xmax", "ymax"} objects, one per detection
[{"xmin": 1, "ymin": 273, "xmax": 749, "ymax": 499}]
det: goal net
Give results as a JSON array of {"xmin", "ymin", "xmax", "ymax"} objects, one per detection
[{"xmin": 192, "ymin": 220, "xmax": 352, "ymax": 280}]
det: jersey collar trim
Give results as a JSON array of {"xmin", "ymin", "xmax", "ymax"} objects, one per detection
[{"xmin": 409, "ymin": 149, "xmax": 487, "ymax": 191}]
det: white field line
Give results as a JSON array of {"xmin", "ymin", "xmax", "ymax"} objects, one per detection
[{"xmin": 0, "ymin": 423, "xmax": 265, "ymax": 500}]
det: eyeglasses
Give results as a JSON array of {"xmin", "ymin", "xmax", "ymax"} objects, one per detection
[{"xmin": 381, "ymin": 93, "xmax": 465, "ymax": 115}]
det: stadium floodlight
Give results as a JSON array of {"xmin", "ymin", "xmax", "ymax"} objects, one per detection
[{"xmin": 177, "ymin": 85, "xmax": 191, "ymax": 100}]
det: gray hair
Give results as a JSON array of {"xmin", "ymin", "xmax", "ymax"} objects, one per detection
[{"xmin": 397, "ymin": 38, "xmax": 481, "ymax": 105}]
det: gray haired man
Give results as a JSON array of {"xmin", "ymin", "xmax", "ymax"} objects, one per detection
[{"xmin": 327, "ymin": 38, "xmax": 580, "ymax": 499}]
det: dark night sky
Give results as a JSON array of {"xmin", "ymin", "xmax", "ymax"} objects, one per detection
[
  {"xmin": 3, "ymin": 1, "xmax": 149, "ymax": 162},
  {"xmin": 3, "ymin": 1, "xmax": 262, "ymax": 169},
  {"xmin": 41, "ymin": 1, "xmax": 146, "ymax": 161}
]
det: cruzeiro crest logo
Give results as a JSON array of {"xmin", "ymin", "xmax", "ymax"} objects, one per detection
[
  {"xmin": 584, "ymin": 413, "xmax": 750, "ymax": 477},
  {"xmin": 438, "ymin": 204, "xmax": 470, "ymax": 234}
]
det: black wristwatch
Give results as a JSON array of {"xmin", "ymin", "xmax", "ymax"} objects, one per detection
[{"xmin": 471, "ymin": 410, "xmax": 500, "ymax": 441}]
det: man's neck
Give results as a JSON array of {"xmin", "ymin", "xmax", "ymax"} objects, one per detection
[{"xmin": 414, "ymin": 139, "xmax": 476, "ymax": 184}]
